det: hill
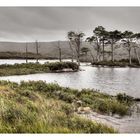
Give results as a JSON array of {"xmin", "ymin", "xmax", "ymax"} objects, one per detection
[{"xmin": 0, "ymin": 41, "xmax": 139, "ymax": 61}]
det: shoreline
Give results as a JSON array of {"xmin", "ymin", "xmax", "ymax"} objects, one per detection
[
  {"xmin": 78, "ymin": 108, "xmax": 140, "ymax": 133},
  {"xmin": 1, "ymin": 58, "xmax": 140, "ymax": 68},
  {"xmin": 92, "ymin": 65, "xmax": 140, "ymax": 68},
  {"xmin": 91, "ymin": 61, "xmax": 140, "ymax": 68}
]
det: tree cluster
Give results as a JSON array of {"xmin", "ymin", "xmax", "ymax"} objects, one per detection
[{"xmin": 68, "ymin": 26, "xmax": 140, "ymax": 65}]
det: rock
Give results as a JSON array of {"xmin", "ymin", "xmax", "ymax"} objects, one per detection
[{"xmin": 77, "ymin": 107, "xmax": 91, "ymax": 114}]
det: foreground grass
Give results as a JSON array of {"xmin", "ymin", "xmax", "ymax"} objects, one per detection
[
  {"xmin": 0, "ymin": 81, "xmax": 135, "ymax": 133},
  {"xmin": 0, "ymin": 62, "xmax": 79, "ymax": 76},
  {"xmin": 0, "ymin": 81, "xmax": 116, "ymax": 133}
]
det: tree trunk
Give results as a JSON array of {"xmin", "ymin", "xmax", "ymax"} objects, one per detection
[
  {"xmin": 25, "ymin": 43, "xmax": 28, "ymax": 63},
  {"xmin": 58, "ymin": 41, "xmax": 62, "ymax": 62},
  {"xmin": 98, "ymin": 47, "xmax": 101, "ymax": 62},
  {"xmin": 128, "ymin": 48, "xmax": 132, "ymax": 65},
  {"xmin": 111, "ymin": 40, "xmax": 114, "ymax": 62},
  {"xmin": 89, "ymin": 50, "xmax": 94, "ymax": 63},
  {"xmin": 35, "ymin": 41, "xmax": 39, "ymax": 63},
  {"xmin": 134, "ymin": 47, "xmax": 140, "ymax": 64},
  {"xmin": 102, "ymin": 40, "xmax": 105, "ymax": 61},
  {"xmin": 96, "ymin": 45, "xmax": 101, "ymax": 62},
  {"xmin": 96, "ymin": 49, "xmax": 99, "ymax": 62},
  {"xmin": 69, "ymin": 41, "xmax": 74, "ymax": 62},
  {"xmin": 95, "ymin": 38, "xmax": 100, "ymax": 62},
  {"xmin": 77, "ymin": 55, "xmax": 80, "ymax": 65},
  {"xmin": 77, "ymin": 40, "xmax": 81, "ymax": 66}
]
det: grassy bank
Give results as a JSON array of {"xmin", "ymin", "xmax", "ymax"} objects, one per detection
[
  {"xmin": 92, "ymin": 59, "xmax": 140, "ymax": 67},
  {"xmin": 0, "ymin": 62, "xmax": 79, "ymax": 76},
  {"xmin": 0, "ymin": 80, "xmax": 117, "ymax": 133}
]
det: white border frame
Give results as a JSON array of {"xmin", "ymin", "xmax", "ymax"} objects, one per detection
[
  {"xmin": 0, "ymin": 0, "xmax": 140, "ymax": 140},
  {"xmin": 0, "ymin": 0, "xmax": 140, "ymax": 6}
]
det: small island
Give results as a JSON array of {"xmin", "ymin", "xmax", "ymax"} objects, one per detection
[{"xmin": 0, "ymin": 62, "xmax": 79, "ymax": 76}]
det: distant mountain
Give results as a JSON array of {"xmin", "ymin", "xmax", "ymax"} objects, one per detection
[{"xmin": 0, "ymin": 41, "xmax": 139, "ymax": 60}]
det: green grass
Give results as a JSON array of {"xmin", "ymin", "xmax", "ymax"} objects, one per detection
[
  {"xmin": 0, "ymin": 81, "xmax": 116, "ymax": 133},
  {"xmin": 0, "ymin": 81, "xmax": 135, "ymax": 133},
  {"xmin": 0, "ymin": 62, "xmax": 79, "ymax": 76},
  {"xmin": 2, "ymin": 80, "xmax": 133, "ymax": 116}
]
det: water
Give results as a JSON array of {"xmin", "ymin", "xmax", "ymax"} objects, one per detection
[
  {"xmin": 0, "ymin": 59, "xmax": 140, "ymax": 98},
  {"xmin": 0, "ymin": 59, "xmax": 74, "ymax": 65}
]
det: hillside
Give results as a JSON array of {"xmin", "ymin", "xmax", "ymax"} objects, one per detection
[{"xmin": 0, "ymin": 41, "xmax": 139, "ymax": 61}]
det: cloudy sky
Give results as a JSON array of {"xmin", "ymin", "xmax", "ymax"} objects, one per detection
[{"xmin": 0, "ymin": 7, "xmax": 140, "ymax": 42}]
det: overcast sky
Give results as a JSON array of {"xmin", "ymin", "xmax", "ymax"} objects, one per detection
[{"xmin": 0, "ymin": 7, "xmax": 140, "ymax": 42}]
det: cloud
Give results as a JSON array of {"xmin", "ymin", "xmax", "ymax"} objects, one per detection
[{"xmin": 0, "ymin": 7, "xmax": 140, "ymax": 41}]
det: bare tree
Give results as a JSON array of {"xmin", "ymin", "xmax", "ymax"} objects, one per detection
[
  {"xmin": 58, "ymin": 41, "xmax": 62, "ymax": 62},
  {"xmin": 35, "ymin": 40, "xmax": 39, "ymax": 63},
  {"xmin": 81, "ymin": 47, "xmax": 90, "ymax": 62},
  {"xmin": 86, "ymin": 35, "xmax": 101, "ymax": 62},
  {"xmin": 121, "ymin": 31, "xmax": 136, "ymax": 65},
  {"xmin": 107, "ymin": 30, "xmax": 122, "ymax": 62},
  {"xmin": 89, "ymin": 49, "xmax": 95, "ymax": 63},
  {"xmin": 133, "ymin": 33, "xmax": 140, "ymax": 64},
  {"xmin": 68, "ymin": 31, "xmax": 85, "ymax": 65},
  {"xmin": 93, "ymin": 26, "xmax": 108, "ymax": 61},
  {"xmin": 134, "ymin": 45, "xmax": 140, "ymax": 64},
  {"xmin": 68, "ymin": 41, "xmax": 74, "ymax": 62},
  {"xmin": 25, "ymin": 42, "xmax": 28, "ymax": 63}
]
